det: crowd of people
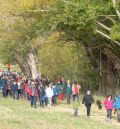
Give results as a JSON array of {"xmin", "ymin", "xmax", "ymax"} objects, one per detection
[
  {"xmin": 0, "ymin": 71, "xmax": 120, "ymax": 123},
  {"xmin": 0, "ymin": 71, "xmax": 80, "ymax": 108}
]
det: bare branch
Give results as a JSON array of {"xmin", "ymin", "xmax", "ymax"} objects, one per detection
[
  {"xmin": 96, "ymin": 30, "xmax": 120, "ymax": 46},
  {"xmin": 112, "ymin": 0, "xmax": 120, "ymax": 19},
  {"xmin": 97, "ymin": 21, "xmax": 111, "ymax": 31}
]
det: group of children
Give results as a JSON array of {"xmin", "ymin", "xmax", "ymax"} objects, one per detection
[{"xmin": 0, "ymin": 71, "xmax": 120, "ymax": 123}]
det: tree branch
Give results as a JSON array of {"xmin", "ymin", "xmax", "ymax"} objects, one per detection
[
  {"xmin": 97, "ymin": 21, "xmax": 111, "ymax": 31},
  {"xmin": 112, "ymin": 0, "xmax": 120, "ymax": 19},
  {"xmin": 96, "ymin": 29, "xmax": 120, "ymax": 46}
]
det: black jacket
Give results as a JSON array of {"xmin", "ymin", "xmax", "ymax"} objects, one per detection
[{"xmin": 82, "ymin": 95, "xmax": 94, "ymax": 105}]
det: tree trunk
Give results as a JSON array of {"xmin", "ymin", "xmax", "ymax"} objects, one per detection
[
  {"xmin": 27, "ymin": 52, "xmax": 40, "ymax": 79},
  {"xmin": 15, "ymin": 55, "xmax": 32, "ymax": 78},
  {"xmin": 21, "ymin": 62, "xmax": 32, "ymax": 78},
  {"xmin": 98, "ymin": 59, "xmax": 116, "ymax": 96}
]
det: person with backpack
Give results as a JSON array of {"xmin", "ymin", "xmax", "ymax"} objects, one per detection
[
  {"xmin": 72, "ymin": 81, "xmax": 79, "ymax": 101},
  {"xmin": 57, "ymin": 81, "xmax": 64, "ymax": 102},
  {"xmin": 82, "ymin": 90, "xmax": 94, "ymax": 117}
]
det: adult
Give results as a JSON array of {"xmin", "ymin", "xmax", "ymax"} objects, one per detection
[
  {"xmin": 12, "ymin": 81, "xmax": 18, "ymax": 99},
  {"xmin": 24, "ymin": 79, "xmax": 30, "ymax": 101},
  {"xmin": 17, "ymin": 80, "xmax": 21, "ymax": 99},
  {"xmin": 57, "ymin": 81, "xmax": 64, "ymax": 101},
  {"xmin": 66, "ymin": 80, "xmax": 72, "ymax": 105},
  {"xmin": 52, "ymin": 82, "xmax": 59, "ymax": 105},
  {"xmin": 38, "ymin": 81, "xmax": 45, "ymax": 107},
  {"xmin": 46, "ymin": 84, "xmax": 54, "ymax": 108},
  {"xmin": 1, "ymin": 76, "xmax": 7, "ymax": 97},
  {"xmin": 113, "ymin": 92, "xmax": 120, "ymax": 122},
  {"xmin": 29, "ymin": 81, "xmax": 38, "ymax": 108},
  {"xmin": 72, "ymin": 81, "xmax": 80, "ymax": 101},
  {"xmin": 82, "ymin": 90, "xmax": 94, "ymax": 117},
  {"xmin": 104, "ymin": 95, "xmax": 113, "ymax": 122}
]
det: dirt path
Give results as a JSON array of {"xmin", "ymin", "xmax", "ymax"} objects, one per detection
[{"xmin": 41, "ymin": 105, "xmax": 120, "ymax": 126}]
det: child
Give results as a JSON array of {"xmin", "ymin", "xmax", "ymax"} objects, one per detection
[
  {"xmin": 72, "ymin": 97, "xmax": 79, "ymax": 117},
  {"xmin": 104, "ymin": 95, "xmax": 113, "ymax": 122},
  {"xmin": 96, "ymin": 100, "xmax": 102, "ymax": 110}
]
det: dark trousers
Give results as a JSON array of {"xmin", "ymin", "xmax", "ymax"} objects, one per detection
[
  {"xmin": 31, "ymin": 96, "xmax": 37, "ymax": 108},
  {"xmin": 107, "ymin": 109, "xmax": 112, "ymax": 119},
  {"xmin": 73, "ymin": 94, "xmax": 79, "ymax": 102},
  {"xmin": 85, "ymin": 103, "xmax": 91, "ymax": 116},
  {"xmin": 67, "ymin": 94, "xmax": 71, "ymax": 104},
  {"xmin": 2, "ymin": 88, "xmax": 7, "ymax": 97},
  {"xmin": 45, "ymin": 97, "xmax": 48, "ymax": 106},
  {"xmin": 18, "ymin": 89, "xmax": 21, "ymax": 99},
  {"xmin": 52, "ymin": 96, "xmax": 57, "ymax": 105},
  {"xmin": 13, "ymin": 91, "xmax": 18, "ymax": 99}
]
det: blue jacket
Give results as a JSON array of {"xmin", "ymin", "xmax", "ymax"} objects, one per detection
[
  {"xmin": 53, "ymin": 86, "xmax": 59, "ymax": 96},
  {"xmin": 1, "ymin": 79, "xmax": 7, "ymax": 88},
  {"xmin": 13, "ymin": 84, "xmax": 18, "ymax": 92},
  {"xmin": 113, "ymin": 95, "xmax": 120, "ymax": 109}
]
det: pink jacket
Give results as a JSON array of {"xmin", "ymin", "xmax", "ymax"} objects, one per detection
[{"xmin": 104, "ymin": 99, "xmax": 113, "ymax": 110}]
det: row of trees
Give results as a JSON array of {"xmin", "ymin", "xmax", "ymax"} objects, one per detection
[{"xmin": 0, "ymin": 0, "xmax": 120, "ymax": 95}]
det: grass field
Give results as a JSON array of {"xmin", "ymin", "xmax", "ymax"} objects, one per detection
[{"xmin": 0, "ymin": 96, "xmax": 119, "ymax": 129}]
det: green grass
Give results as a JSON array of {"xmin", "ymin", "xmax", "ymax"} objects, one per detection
[{"xmin": 0, "ymin": 96, "xmax": 119, "ymax": 129}]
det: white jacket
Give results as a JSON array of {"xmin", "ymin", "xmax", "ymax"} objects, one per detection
[{"xmin": 46, "ymin": 87, "xmax": 54, "ymax": 98}]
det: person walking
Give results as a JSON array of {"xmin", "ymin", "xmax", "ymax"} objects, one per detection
[
  {"xmin": 12, "ymin": 81, "xmax": 18, "ymax": 100},
  {"xmin": 46, "ymin": 84, "xmax": 54, "ymax": 108},
  {"xmin": 113, "ymin": 93, "xmax": 120, "ymax": 122},
  {"xmin": 72, "ymin": 81, "xmax": 79, "ymax": 101},
  {"xmin": 66, "ymin": 80, "xmax": 72, "ymax": 105},
  {"xmin": 104, "ymin": 95, "xmax": 113, "ymax": 122},
  {"xmin": 1, "ymin": 76, "xmax": 7, "ymax": 97},
  {"xmin": 82, "ymin": 90, "xmax": 94, "ymax": 117},
  {"xmin": 38, "ymin": 81, "xmax": 45, "ymax": 107},
  {"xmin": 29, "ymin": 81, "xmax": 38, "ymax": 108}
]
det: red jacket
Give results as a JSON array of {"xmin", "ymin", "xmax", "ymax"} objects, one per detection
[
  {"xmin": 25, "ymin": 83, "xmax": 29, "ymax": 93},
  {"xmin": 29, "ymin": 87, "xmax": 38, "ymax": 97}
]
